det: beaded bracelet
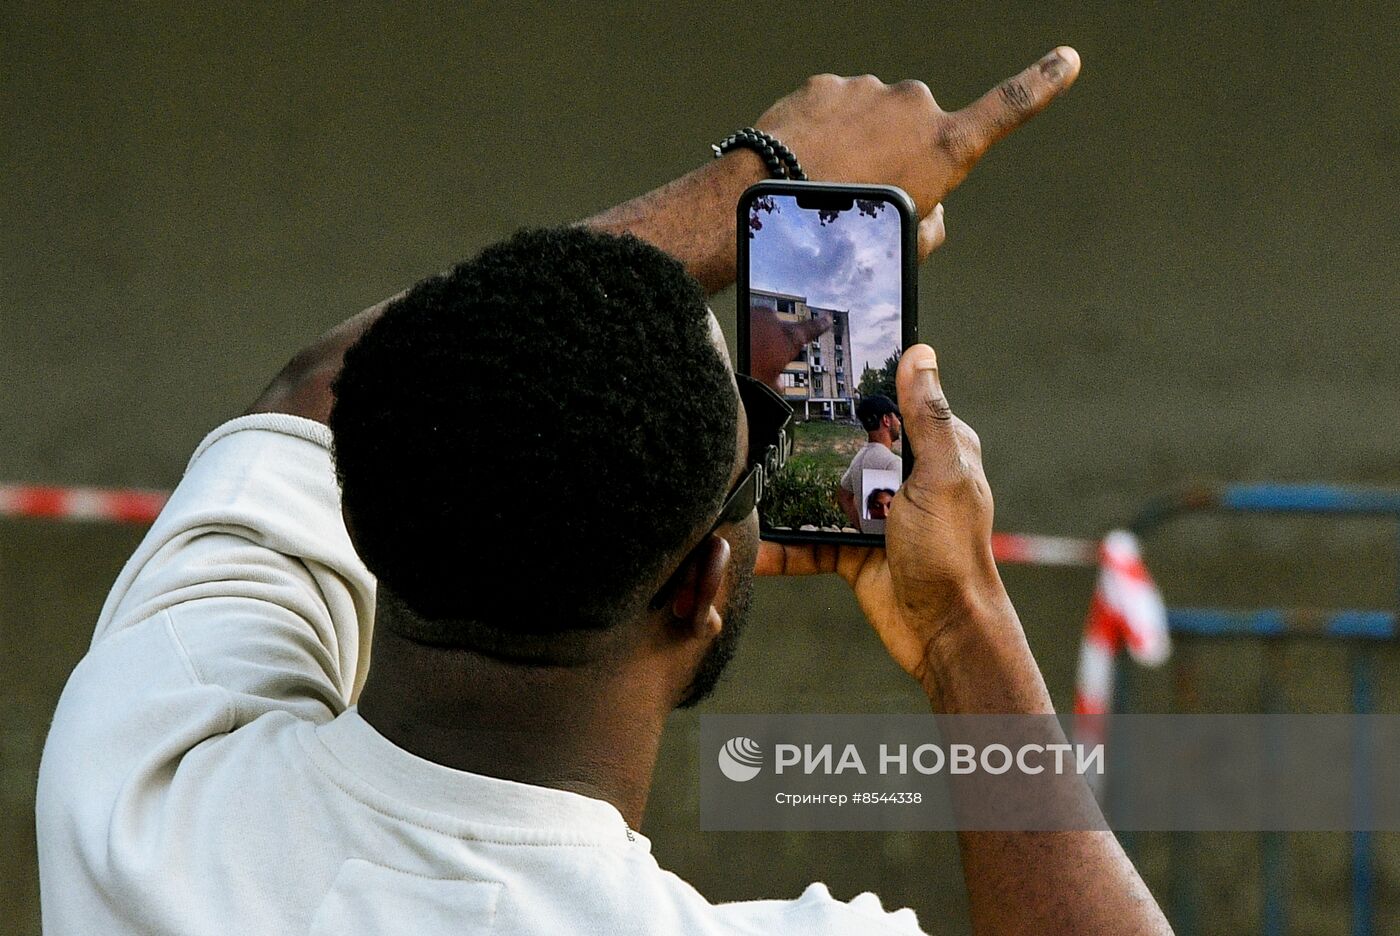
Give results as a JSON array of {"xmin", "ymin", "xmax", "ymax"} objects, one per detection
[{"xmin": 711, "ymin": 128, "xmax": 807, "ymax": 181}]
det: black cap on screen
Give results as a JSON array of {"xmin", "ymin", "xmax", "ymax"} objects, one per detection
[{"xmin": 856, "ymin": 394, "xmax": 900, "ymax": 431}]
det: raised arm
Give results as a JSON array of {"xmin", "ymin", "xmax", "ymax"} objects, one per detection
[
  {"xmin": 250, "ymin": 48, "xmax": 1082, "ymax": 423},
  {"xmin": 893, "ymin": 350, "xmax": 1169, "ymax": 933}
]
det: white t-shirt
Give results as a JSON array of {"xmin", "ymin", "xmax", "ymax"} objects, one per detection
[
  {"xmin": 37, "ymin": 413, "xmax": 924, "ymax": 935},
  {"xmin": 839, "ymin": 442, "xmax": 902, "ymax": 496}
]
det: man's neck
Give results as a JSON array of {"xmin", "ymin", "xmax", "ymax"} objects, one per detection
[
  {"xmin": 355, "ymin": 629, "xmax": 668, "ymax": 827},
  {"xmin": 867, "ymin": 431, "xmax": 894, "ymax": 450}
]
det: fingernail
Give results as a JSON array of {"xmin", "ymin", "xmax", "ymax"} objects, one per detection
[{"xmin": 1039, "ymin": 49, "xmax": 1066, "ymax": 80}]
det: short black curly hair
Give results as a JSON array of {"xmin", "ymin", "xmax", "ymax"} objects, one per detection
[{"xmin": 329, "ymin": 226, "xmax": 738, "ymax": 660}]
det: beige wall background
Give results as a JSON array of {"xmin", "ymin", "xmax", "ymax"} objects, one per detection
[{"xmin": 4, "ymin": 2, "xmax": 1397, "ymax": 933}]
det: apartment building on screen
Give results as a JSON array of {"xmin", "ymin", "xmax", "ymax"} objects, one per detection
[{"xmin": 749, "ymin": 288, "xmax": 856, "ymax": 420}]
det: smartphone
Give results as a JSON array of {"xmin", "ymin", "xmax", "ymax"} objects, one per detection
[{"xmin": 737, "ymin": 180, "xmax": 918, "ymax": 546}]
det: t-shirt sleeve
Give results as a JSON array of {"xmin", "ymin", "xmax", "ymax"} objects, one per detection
[
  {"xmin": 83, "ymin": 413, "xmax": 375, "ymax": 723},
  {"xmin": 37, "ymin": 414, "xmax": 375, "ymax": 931}
]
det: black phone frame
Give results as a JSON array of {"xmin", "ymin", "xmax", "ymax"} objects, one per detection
[{"xmin": 736, "ymin": 179, "xmax": 919, "ymax": 548}]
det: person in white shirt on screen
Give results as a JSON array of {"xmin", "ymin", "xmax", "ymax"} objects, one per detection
[
  {"xmin": 839, "ymin": 394, "xmax": 903, "ymax": 528},
  {"xmin": 37, "ymin": 48, "xmax": 1172, "ymax": 936}
]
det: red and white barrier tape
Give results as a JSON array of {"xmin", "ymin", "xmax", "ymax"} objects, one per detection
[
  {"xmin": 1, "ymin": 482, "xmax": 1102, "ymax": 569},
  {"xmin": 990, "ymin": 533, "xmax": 1097, "ymax": 567},
  {"xmin": 0, "ymin": 484, "xmax": 168, "ymax": 525},
  {"xmin": 1073, "ymin": 529, "xmax": 1171, "ymax": 796}
]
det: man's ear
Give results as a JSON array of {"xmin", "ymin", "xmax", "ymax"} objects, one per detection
[{"xmin": 667, "ymin": 534, "xmax": 731, "ymax": 638}]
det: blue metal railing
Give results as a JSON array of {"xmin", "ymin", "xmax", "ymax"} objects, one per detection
[{"xmin": 1119, "ymin": 482, "xmax": 1397, "ymax": 936}]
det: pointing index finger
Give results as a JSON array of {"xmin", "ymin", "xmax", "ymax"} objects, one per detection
[{"xmin": 951, "ymin": 46, "xmax": 1082, "ymax": 158}]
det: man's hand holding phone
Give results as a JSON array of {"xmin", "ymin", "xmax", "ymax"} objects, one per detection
[{"xmin": 755, "ymin": 343, "xmax": 1022, "ymax": 707}]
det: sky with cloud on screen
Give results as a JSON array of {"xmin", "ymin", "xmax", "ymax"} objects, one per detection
[{"xmin": 750, "ymin": 194, "xmax": 903, "ymax": 382}]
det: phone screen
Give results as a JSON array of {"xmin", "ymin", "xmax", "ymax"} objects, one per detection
[{"xmin": 742, "ymin": 185, "xmax": 914, "ymax": 539}]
